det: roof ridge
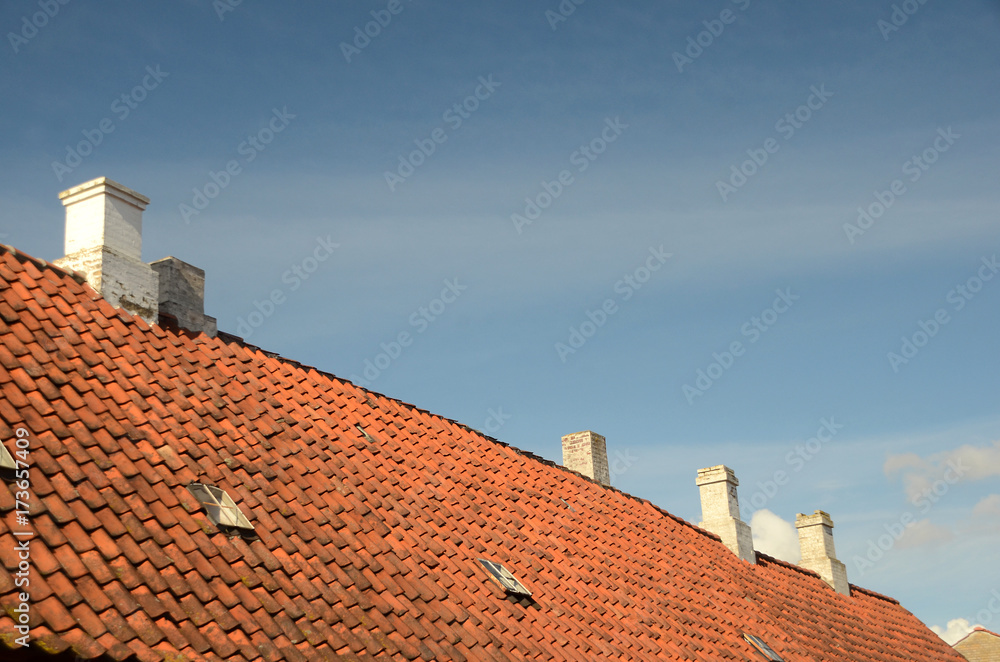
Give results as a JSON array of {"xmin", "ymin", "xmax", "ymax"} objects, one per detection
[
  {"xmin": 0, "ymin": 246, "xmax": 526, "ymax": 466},
  {"xmin": 754, "ymin": 550, "xmax": 819, "ymax": 576},
  {"xmin": 950, "ymin": 626, "xmax": 1000, "ymax": 648},
  {"xmin": 645, "ymin": 500, "xmax": 725, "ymax": 539},
  {"xmin": 849, "ymin": 584, "xmax": 901, "ymax": 605},
  {"xmin": 753, "ymin": 553, "xmax": 904, "ymax": 603},
  {"xmin": 0, "ymin": 243, "xmax": 88, "ymax": 285},
  {"xmin": 216, "ymin": 329, "xmax": 718, "ymax": 539},
  {"xmin": 217, "ymin": 331, "xmax": 516, "ymax": 448}
]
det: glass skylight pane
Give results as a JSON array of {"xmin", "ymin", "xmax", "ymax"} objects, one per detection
[
  {"xmin": 477, "ymin": 559, "xmax": 532, "ymax": 597},
  {"xmin": 187, "ymin": 483, "xmax": 254, "ymax": 532},
  {"xmin": 218, "ymin": 507, "xmax": 240, "ymax": 527},
  {"xmin": 218, "ymin": 490, "xmax": 253, "ymax": 529}
]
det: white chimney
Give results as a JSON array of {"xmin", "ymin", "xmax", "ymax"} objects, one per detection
[
  {"xmin": 150, "ymin": 257, "xmax": 217, "ymax": 337},
  {"xmin": 696, "ymin": 465, "xmax": 755, "ymax": 563},
  {"xmin": 561, "ymin": 430, "xmax": 611, "ymax": 486},
  {"xmin": 796, "ymin": 510, "xmax": 850, "ymax": 595},
  {"xmin": 53, "ymin": 177, "xmax": 159, "ymax": 324}
]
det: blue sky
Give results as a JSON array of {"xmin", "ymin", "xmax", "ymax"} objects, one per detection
[{"xmin": 2, "ymin": 0, "xmax": 999, "ymax": 641}]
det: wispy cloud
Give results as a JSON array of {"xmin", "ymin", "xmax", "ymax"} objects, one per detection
[
  {"xmin": 885, "ymin": 440, "xmax": 1000, "ymax": 502},
  {"xmin": 895, "ymin": 518, "xmax": 952, "ymax": 550},
  {"xmin": 973, "ymin": 494, "xmax": 1000, "ymax": 518}
]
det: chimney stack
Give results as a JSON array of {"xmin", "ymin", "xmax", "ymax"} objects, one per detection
[
  {"xmin": 696, "ymin": 465, "xmax": 755, "ymax": 563},
  {"xmin": 150, "ymin": 258, "xmax": 217, "ymax": 337},
  {"xmin": 54, "ymin": 177, "xmax": 215, "ymax": 336},
  {"xmin": 54, "ymin": 177, "xmax": 159, "ymax": 324},
  {"xmin": 561, "ymin": 431, "xmax": 611, "ymax": 486},
  {"xmin": 796, "ymin": 510, "xmax": 849, "ymax": 595}
]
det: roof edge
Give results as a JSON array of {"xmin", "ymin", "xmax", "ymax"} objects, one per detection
[
  {"xmin": 954, "ymin": 626, "xmax": 1000, "ymax": 648},
  {"xmin": 1, "ymin": 244, "xmax": 88, "ymax": 285}
]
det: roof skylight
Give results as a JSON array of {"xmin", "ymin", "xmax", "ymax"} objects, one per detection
[
  {"xmin": 186, "ymin": 483, "xmax": 255, "ymax": 535},
  {"xmin": 477, "ymin": 559, "xmax": 532, "ymax": 598},
  {"xmin": 355, "ymin": 424, "xmax": 376, "ymax": 444},
  {"xmin": 744, "ymin": 633, "xmax": 784, "ymax": 661},
  {"xmin": 0, "ymin": 440, "xmax": 18, "ymax": 482},
  {"xmin": 0, "ymin": 443, "xmax": 16, "ymax": 471}
]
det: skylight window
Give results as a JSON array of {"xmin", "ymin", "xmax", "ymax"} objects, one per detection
[
  {"xmin": 0, "ymin": 443, "xmax": 16, "ymax": 471},
  {"xmin": 355, "ymin": 424, "xmax": 375, "ymax": 444},
  {"xmin": 477, "ymin": 559, "xmax": 532, "ymax": 598},
  {"xmin": 0, "ymin": 441, "xmax": 18, "ymax": 482},
  {"xmin": 744, "ymin": 634, "xmax": 784, "ymax": 661},
  {"xmin": 186, "ymin": 483, "xmax": 255, "ymax": 536}
]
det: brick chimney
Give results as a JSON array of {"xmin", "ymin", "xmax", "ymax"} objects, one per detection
[
  {"xmin": 54, "ymin": 177, "xmax": 159, "ymax": 324},
  {"xmin": 796, "ymin": 510, "xmax": 849, "ymax": 595},
  {"xmin": 150, "ymin": 258, "xmax": 217, "ymax": 337},
  {"xmin": 561, "ymin": 431, "xmax": 611, "ymax": 486},
  {"xmin": 696, "ymin": 465, "xmax": 755, "ymax": 563}
]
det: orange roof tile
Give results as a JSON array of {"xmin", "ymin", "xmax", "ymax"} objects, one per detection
[{"xmin": 0, "ymin": 244, "xmax": 964, "ymax": 661}]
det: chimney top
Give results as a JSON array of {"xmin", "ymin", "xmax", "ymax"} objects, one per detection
[
  {"xmin": 696, "ymin": 464, "xmax": 755, "ymax": 563},
  {"xmin": 696, "ymin": 464, "xmax": 739, "ymax": 487},
  {"xmin": 54, "ymin": 177, "xmax": 158, "ymax": 323},
  {"xmin": 59, "ymin": 177, "xmax": 150, "ymax": 207},
  {"xmin": 696, "ymin": 465, "xmax": 742, "ymax": 521},
  {"xmin": 795, "ymin": 510, "xmax": 834, "ymax": 529},
  {"xmin": 796, "ymin": 509, "xmax": 850, "ymax": 595},
  {"xmin": 150, "ymin": 257, "xmax": 217, "ymax": 337},
  {"xmin": 561, "ymin": 430, "xmax": 611, "ymax": 486},
  {"xmin": 58, "ymin": 176, "xmax": 150, "ymax": 263}
]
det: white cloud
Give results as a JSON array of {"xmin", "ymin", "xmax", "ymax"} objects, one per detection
[
  {"xmin": 750, "ymin": 510, "xmax": 800, "ymax": 563},
  {"xmin": 883, "ymin": 452, "xmax": 926, "ymax": 476},
  {"xmin": 973, "ymin": 494, "xmax": 1000, "ymax": 517},
  {"xmin": 896, "ymin": 518, "xmax": 952, "ymax": 549},
  {"xmin": 931, "ymin": 618, "xmax": 979, "ymax": 645},
  {"xmin": 885, "ymin": 440, "xmax": 1000, "ymax": 502}
]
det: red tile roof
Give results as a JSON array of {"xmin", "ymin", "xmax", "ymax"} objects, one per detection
[{"xmin": 0, "ymin": 245, "xmax": 964, "ymax": 661}]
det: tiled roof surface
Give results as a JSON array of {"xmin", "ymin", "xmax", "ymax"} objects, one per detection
[{"xmin": 0, "ymin": 245, "xmax": 963, "ymax": 661}]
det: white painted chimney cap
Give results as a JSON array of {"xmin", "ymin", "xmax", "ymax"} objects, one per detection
[{"xmin": 59, "ymin": 177, "xmax": 150, "ymax": 208}]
